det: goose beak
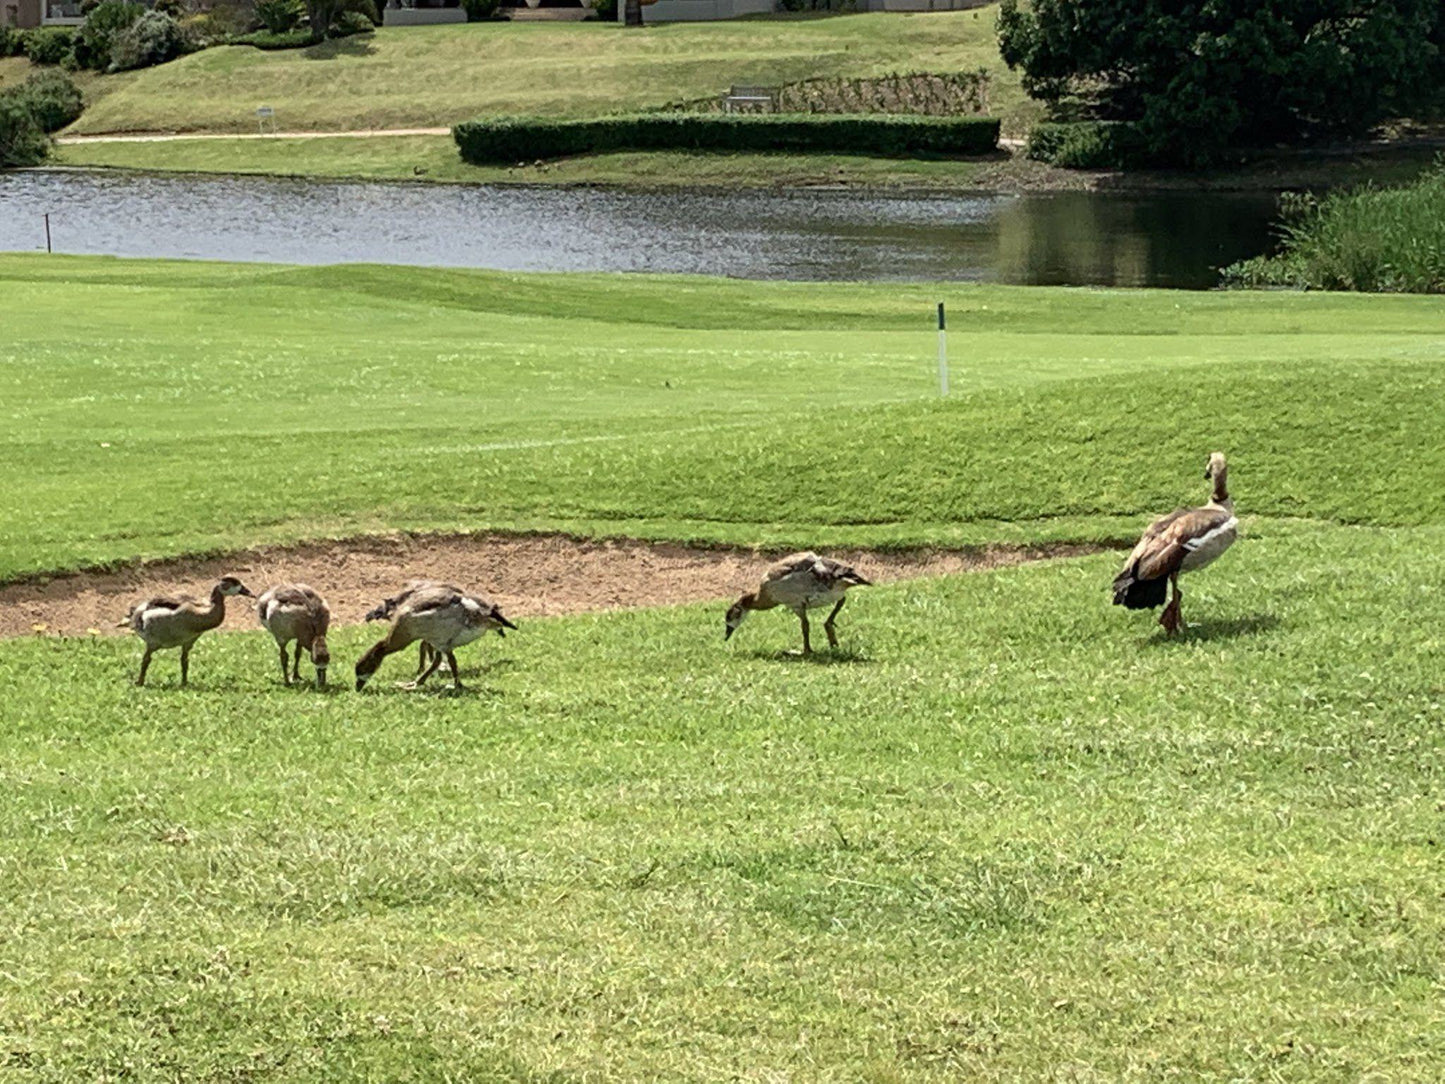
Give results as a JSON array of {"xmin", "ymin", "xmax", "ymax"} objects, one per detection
[
  {"xmin": 498, "ymin": 615, "xmax": 519, "ymax": 632},
  {"xmin": 239, "ymin": 586, "xmax": 255, "ymax": 597},
  {"xmin": 724, "ymin": 625, "xmax": 735, "ymax": 641}
]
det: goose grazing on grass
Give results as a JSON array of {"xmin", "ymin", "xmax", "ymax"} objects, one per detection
[
  {"xmin": 256, "ymin": 583, "xmax": 331, "ymax": 688},
  {"xmin": 355, "ymin": 583, "xmax": 517, "ymax": 692},
  {"xmin": 1112, "ymin": 452, "xmax": 1238, "ymax": 635},
  {"xmin": 123, "ymin": 576, "xmax": 254, "ymax": 686},
  {"xmin": 364, "ymin": 579, "xmax": 484, "ymax": 675},
  {"xmin": 725, "ymin": 552, "xmax": 871, "ymax": 654}
]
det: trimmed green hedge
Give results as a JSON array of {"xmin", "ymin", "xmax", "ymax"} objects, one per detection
[{"xmin": 454, "ymin": 113, "xmax": 1001, "ymax": 164}]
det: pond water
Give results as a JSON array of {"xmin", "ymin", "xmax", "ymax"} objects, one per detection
[{"xmin": 0, "ymin": 169, "xmax": 1280, "ymax": 288}]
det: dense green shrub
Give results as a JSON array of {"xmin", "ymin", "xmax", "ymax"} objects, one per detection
[
  {"xmin": 1223, "ymin": 165, "xmax": 1445, "ymax": 294},
  {"xmin": 23, "ymin": 27, "xmax": 76, "ymax": 66},
  {"xmin": 303, "ymin": 0, "xmax": 376, "ymax": 40},
  {"xmin": 253, "ymin": 0, "xmax": 304, "ymax": 32},
  {"xmin": 462, "ymin": 0, "xmax": 500, "ymax": 20},
  {"xmin": 0, "ymin": 25, "xmax": 25, "ymax": 58},
  {"xmin": 328, "ymin": 8, "xmax": 374, "ymax": 35},
  {"xmin": 998, "ymin": 0, "xmax": 1445, "ymax": 167},
  {"xmin": 0, "ymin": 99, "xmax": 48, "ymax": 168},
  {"xmin": 454, "ymin": 113, "xmax": 1001, "ymax": 164},
  {"xmin": 72, "ymin": 0, "xmax": 142, "ymax": 70},
  {"xmin": 108, "ymin": 9, "xmax": 187, "ymax": 71},
  {"xmin": 1025, "ymin": 121, "xmax": 1145, "ymax": 169},
  {"xmin": 7, "ymin": 70, "xmax": 84, "ymax": 133}
]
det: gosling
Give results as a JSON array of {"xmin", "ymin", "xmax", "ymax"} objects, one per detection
[
  {"xmin": 355, "ymin": 583, "xmax": 517, "ymax": 692},
  {"xmin": 123, "ymin": 575, "xmax": 254, "ymax": 686},
  {"xmin": 725, "ymin": 552, "xmax": 870, "ymax": 654},
  {"xmin": 256, "ymin": 583, "xmax": 332, "ymax": 688}
]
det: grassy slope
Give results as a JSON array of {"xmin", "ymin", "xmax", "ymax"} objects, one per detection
[
  {"xmin": 65, "ymin": 12, "xmax": 1029, "ymax": 137},
  {"xmin": 3, "ymin": 524, "xmax": 1443, "ymax": 1078},
  {"xmin": 3, "ymin": 254, "xmax": 1445, "ymax": 579}
]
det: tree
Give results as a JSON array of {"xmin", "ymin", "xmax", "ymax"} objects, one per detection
[{"xmin": 998, "ymin": 0, "xmax": 1445, "ymax": 165}]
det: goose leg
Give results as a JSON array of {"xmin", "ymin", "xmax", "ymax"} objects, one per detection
[
  {"xmin": 823, "ymin": 597, "xmax": 845, "ymax": 649},
  {"xmin": 408, "ymin": 648, "xmax": 446, "ymax": 690},
  {"xmin": 136, "ymin": 647, "xmax": 153, "ymax": 686},
  {"xmin": 277, "ymin": 644, "xmax": 291, "ymax": 685},
  {"xmin": 1160, "ymin": 575, "xmax": 1183, "ymax": 635},
  {"xmin": 446, "ymin": 651, "xmax": 464, "ymax": 692},
  {"xmin": 292, "ymin": 642, "xmax": 303, "ymax": 683},
  {"xmin": 179, "ymin": 643, "xmax": 192, "ymax": 686},
  {"xmin": 798, "ymin": 611, "xmax": 812, "ymax": 655},
  {"xmin": 417, "ymin": 642, "xmax": 433, "ymax": 676}
]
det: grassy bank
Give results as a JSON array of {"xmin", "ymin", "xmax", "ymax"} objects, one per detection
[
  {"xmin": 3, "ymin": 254, "xmax": 1445, "ymax": 580},
  {"xmin": 50, "ymin": 131, "xmax": 1443, "ymax": 193},
  {"xmin": 57, "ymin": 14, "xmax": 1028, "ymax": 137},
  {"xmin": 51, "ymin": 134, "xmax": 1011, "ymax": 188},
  {"xmin": 1225, "ymin": 162, "xmax": 1445, "ymax": 293}
]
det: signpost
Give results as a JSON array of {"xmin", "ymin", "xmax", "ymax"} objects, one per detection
[{"xmin": 937, "ymin": 302, "xmax": 949, "ymax": 397}]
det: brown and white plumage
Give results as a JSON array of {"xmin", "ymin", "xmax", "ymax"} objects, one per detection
[
  {"xmin": 725, "ymin": 552, "xmax": 871, "ymax": 654},
  {"xmin": 1112, "ymin": 452, "xmax": 1238, "ymax": 634},
  {"xmin": 355, "ymin": 583, "xmax": 517, "ymax": 692},
  {"xmin": 123, "ymin": 575, "xmax": 254, "ymax": 686},
  {"xmin": 256, "ymin": 583, "xmax": 331, "ymax": 688},
  {"xmin": 364, "ymin": 579, "xmax": 495, "ymax": 675}
]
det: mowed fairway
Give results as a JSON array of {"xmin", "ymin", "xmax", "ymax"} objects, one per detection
[{"xmin": 2, "ymin": 254, "xmax": 1445, "ymax": 1078}]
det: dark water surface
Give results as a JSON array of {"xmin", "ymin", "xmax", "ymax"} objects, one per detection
[{"xmin": 0, "ymin": 169, "xmax": 1279, "ymax": 287}]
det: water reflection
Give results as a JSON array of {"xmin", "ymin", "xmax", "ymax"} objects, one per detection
[{"xmin": 0, "ymin": 169, "xmax": 1278, "ymax": 287}]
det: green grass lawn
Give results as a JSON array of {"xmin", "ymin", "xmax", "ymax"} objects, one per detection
[
  {"xmin": 60, "ymin": 12, "xmax": 1029, "ymax": 137},
  {"xmin": 4, "ymin": 522, "xmax": 1443, "ymax": 1077},
  {"xmin": 4, "ymin": 254, "xmax": 1445, "ymax": 579},
  {"xmin": 4, "ymin": 254, "xmax": 1445, "ymax": 1077}
]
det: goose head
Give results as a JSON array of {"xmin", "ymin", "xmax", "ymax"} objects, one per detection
[
  {"xmin": 216, "ymin": 576, "xmax": 254, "ymax": 598},
  {"xmin": 311, "ymin": 634, "xmax": 331, "ymax": 689},
  {"xmin": 724, "ymin": 594, "xmax": 754, "ymax": 641},
  {"xmin": 1204, "ymin": 452, "xmax": 1227, "ymax": 482}
]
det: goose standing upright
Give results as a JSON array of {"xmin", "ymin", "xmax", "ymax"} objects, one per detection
[
  {"xmin": 123, "ymin": 576, "xmax": 254, "ymax": 686},
  {"xmin": 1112, "ymin": 452, "xmax": 1238, "ymax": 635},
  {"xmin": 725, "ymin": 552, "xmax": 871, "ymax": 654},
  {"xmin": 256, "ymin": 583, "xmax": 332, "ymax": 688},
  {"xmin": 355, "ymin": 583, "xmax": 517, "ymax": 692}
]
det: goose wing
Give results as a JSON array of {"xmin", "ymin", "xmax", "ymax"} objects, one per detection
[
  {"xmin": 1119, "ymin": 506, "xmax": 1235, "ymax": 583},
  {"xmin": 763, "ymin": 552, "xmax": 824, "ymax": 584},
  {"xmin": 813, "ymin": 556, "xmax": 871, "ymax": 587}
]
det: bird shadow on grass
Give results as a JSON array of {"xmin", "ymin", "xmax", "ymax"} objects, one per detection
[
  {"xmin": 746, "ymin": 648, "xmax": 874, "ymax": 666},
  {"xmin": 1145, "ymin": 613, "xmax": 1281, "ymax": 646}
]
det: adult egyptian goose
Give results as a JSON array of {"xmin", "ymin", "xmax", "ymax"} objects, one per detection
[
  {"xmin": 725, "ymin": 552, "xmax": 871, "ymax": 654},
  {"xmin": 123, "ymin": 575, "xmax": 254, "ymax": 686},
  {"xmin": 355, "ymin": 583, "xmax": 517, "ymax": 692},
  {"xmin": 1112, "ymin": 452, "xmax": 1238, "ymax": 635},
  {"xmin": 256, "ymin": 583, "xmax": 331, "ymax": 688}
]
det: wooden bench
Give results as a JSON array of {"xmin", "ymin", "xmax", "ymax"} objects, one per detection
[{"xmin": 720, "ymin": 85, "xmax": 776, "ymax": 114}]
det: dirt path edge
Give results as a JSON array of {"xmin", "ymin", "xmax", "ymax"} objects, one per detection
[{"xmin": 1, "ymin": 531, "xmax": 1114, "ymax": 639}]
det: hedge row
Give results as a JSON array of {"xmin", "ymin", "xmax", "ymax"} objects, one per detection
[{"xmin": 453, "ymin": 113, "xmax": 1001, "ymax": 164}]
